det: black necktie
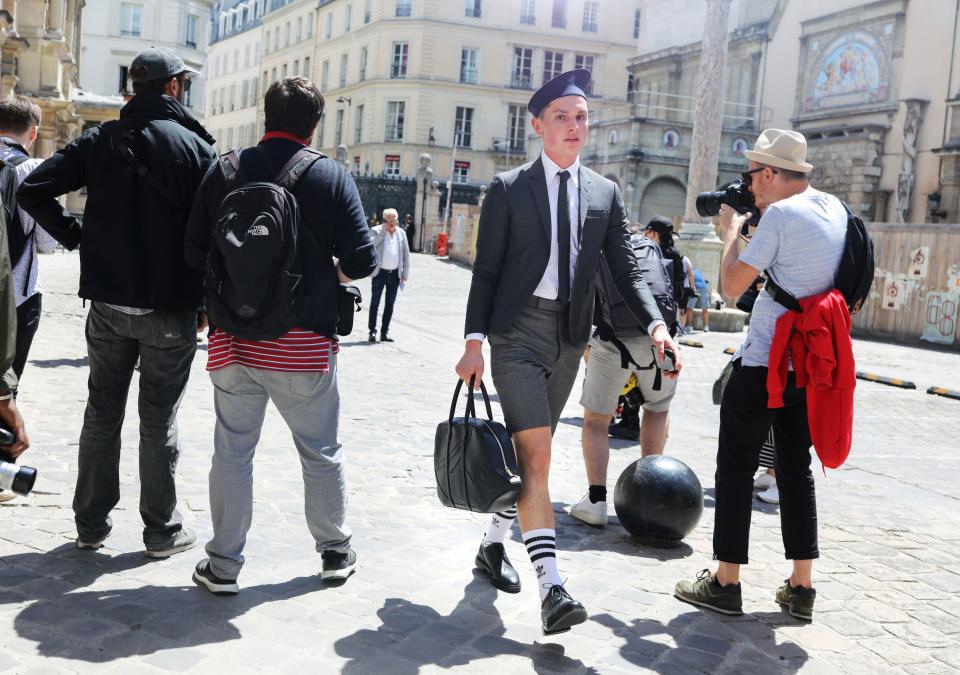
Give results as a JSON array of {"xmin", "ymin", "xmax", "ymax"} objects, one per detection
[{"xmin": 557, "ymin": 170, "xmax": 570, "ymax": 303}]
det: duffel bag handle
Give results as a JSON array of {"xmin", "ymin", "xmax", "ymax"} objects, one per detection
[{"xmin": 449, "ymin": 377, "xmax": 495, "ymax": 423}]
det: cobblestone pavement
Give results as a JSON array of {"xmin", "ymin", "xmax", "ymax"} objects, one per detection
[{"xmin": 2, "ymin": 251, "xmax": 959, "ymax": 674}]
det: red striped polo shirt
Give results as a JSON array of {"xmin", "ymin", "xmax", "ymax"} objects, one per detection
[{"xmin": 206, "ymin": 328, "xmax": 338, "ymax": 373}]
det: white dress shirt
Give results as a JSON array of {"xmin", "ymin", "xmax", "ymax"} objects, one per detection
[{"xmin": 380, "ymin": 229, "xmax": 401, "ymax": 271}]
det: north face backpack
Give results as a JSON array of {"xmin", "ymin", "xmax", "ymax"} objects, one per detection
[
  {"xmin": 766, "ymin": 202, "xmax": 875, "ymax": 315},
  {"xmin": 596, "ymin": 234, "xmax": 679, "ymax": 339},
  {"xmin": 205, "ymin": 147, "xmax": 325, "ymax": 341}
]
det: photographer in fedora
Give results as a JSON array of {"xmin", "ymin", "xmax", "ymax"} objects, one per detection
[{"xmin": 675, "ymin": 129, "xmax": 848, "ymax": 622}]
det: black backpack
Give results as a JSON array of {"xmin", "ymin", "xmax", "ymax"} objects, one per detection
[
  {"xmin": 596, "ymin": 234, "xmax": 679, "ymax": 338},
  {"xmin": 766, "ymin": 202, "xmax": 875, "ymax": 315},
  {"xmin": 0, "ymin": 147, "xmax": 33, "ymax": 292},
  {"xmin": 204, "ymin": 147, "xmax": 324, "ymax": 341}
]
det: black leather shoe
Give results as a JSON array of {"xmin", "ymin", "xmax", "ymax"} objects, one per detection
[
  {"xmin": 541, "ymin": 585, "xmax": 588, "ymax": 635},
  {"xmin": 380, "ymin": 334, "xmax": 394, "ymax": 342},
  {"xmin": 474, "ymin": 543, "xmax": 521, "ymax": 593},
  {"xmin": 368, "ymin": 331, "xmax": 376, "ymax": 343}
]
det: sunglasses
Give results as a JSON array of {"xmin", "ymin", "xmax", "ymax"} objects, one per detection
[
  {"xmin": 740, "ymin": 166, "xmax": 777, "ymax": 186},
  {"xmin": 176, "ymin": 76, "xmax": 193, "ymax": 92}
]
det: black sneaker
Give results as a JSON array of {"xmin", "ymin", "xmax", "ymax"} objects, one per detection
[
  {"xmin": 368, "ymin": 331, "xmax": 377, "ymax": 343},
  {"xmin": 193, "ymin": 559, "xmax": 239, "ymax": 595},
  {"xmin": 380, "ymin": 334, "xmax": 394, "ymax": 343},
  {"xmin": 608, "ymin": 418, "xmax": 640, "ymax": 441},
  {"xmin": 776, "ymin": 579, "xmax": 816, "ymax": 621},
  {"xmin": 321, "ymin": 549, "xmax": 357, "ymax": 581},
  {"xmin": 541, "ymin": 585, "xmax": 588, "ymax": 636},
  {"xmin": 145, "ymin": 528, "xmax": 197, "ymax": 559},
  {"xmin": 674, "ymin": 569, "xmax": 743, "ymax": 616}
]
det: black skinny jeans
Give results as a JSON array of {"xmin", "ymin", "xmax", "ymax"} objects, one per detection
[
  {"xmin": 713, "ymin": 363, "xmax": 819, "ymax": 564},
  {"xmin": 368, "ymin": 268, "xmax": 400, "ymax": 335}
]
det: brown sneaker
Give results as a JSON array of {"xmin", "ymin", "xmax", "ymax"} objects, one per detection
[
  {"xmin": 776, "ymin": 579, "xmax": 816, "ymax": 620},
  {"xmin": 674, "ymin": 569, "xmax": 743, "ymax": 616}
]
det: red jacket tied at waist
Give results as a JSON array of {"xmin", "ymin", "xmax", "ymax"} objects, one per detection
[{"xmin": 767, "ymin": 289, "xmax": 855, "ymax": 469}]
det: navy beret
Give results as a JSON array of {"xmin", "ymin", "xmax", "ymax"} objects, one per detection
[{"xmin": 528, "ymin": 69, "xmax": 592, "ymax": 117}]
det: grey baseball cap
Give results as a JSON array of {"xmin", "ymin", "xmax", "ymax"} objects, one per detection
[{"xmin": 129, "ymin": 47, "xmax": 199, "ymax": 81}]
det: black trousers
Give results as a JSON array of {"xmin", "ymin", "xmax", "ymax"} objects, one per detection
[
  {"xmin": 713, "ymin": 363, "xmax": 819, "ymax": 564},
  {"xmin": 12, "ymin": 293, "xmax": 42, "ymax": 385},
  {"xmin": 368, "ymin": 268, "xmax": 400, "ymax": 334}
]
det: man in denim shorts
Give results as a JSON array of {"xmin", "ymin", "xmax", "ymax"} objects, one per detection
[{"xmin": 570, "ymin": 332, "xmax": 678, "ymax": 526}]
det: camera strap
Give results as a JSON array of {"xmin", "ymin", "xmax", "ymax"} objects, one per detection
[{"xmin": 764, "ymin": 275, "xmax": 802, "ymax": 313}]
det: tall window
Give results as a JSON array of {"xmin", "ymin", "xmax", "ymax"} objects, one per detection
[
  {"xmin": 318, "ymin": 112, "xmax": 326, "ymax": 147},
  {"xmin": 465, "ymin": 0, "xmax": 481, "ymax": 18},
  {"xmin": 339, "ymin": 53, "xmax": 348, "ymax": 87},
  {"xmin": 262, "ymin": 70, "xmax": 268, "ymax": 93},
  {"xmin": 391, "ymin": 42, "xmax": 409, "ymax": 78},
  {"xmin": 582, "ymin": 1, "xmax": 598, "ymax": 32},
  {"xmin": 520, "ymin": 0, "xmax": 536, "ymax": 24},
  {"xmin": 364, "ymin": 0, "xmax": 372, "ymax": 23},
  {"xmin": 335, "ymin": 109, "xmax": 344, "ymax": 146},
  {"xmin": 508, "ymin": 104, "xmax": 526, "ymax": 151},
  {"xmin": 307, "ymin": 12, "xmax": 314, "ymax": 38},
  {"xmin": 303, "ymin": 56, "xmax": 311, "ymax": 79},
  {"xmin": 633, "ymin": 9, "xmax": 641, "ymax": 39},
  {"xmin": 453, "ymin": 161, "xmax": 470, "ymax": 183},
  {"xmin": 296, "ymin": 17, "xmax": 302, "ymax": 41},
  {"xmin": 273, "ymin": 27, "xmax": 279, "ymax": 50},
  {"xmin": 284, "ymin": 21, "xmax": 291, "ymax": 46},
  {"xmin": 345, "ymin": 4, "xmax": 352, "ymax": 31},
  {"xmin": 454, "ymin": 107, "xmax": 474, "ymax": 148},
  {"xmin": 384, "ymin": 156, "xmax": 401, "ymax": 177},
  {"xmin": 185, "ymin": 15, "xmax": 197, "ymax": 47},
  {"xmin": 543, "ymin": 50, "xmax": 563, "ymax": 84},
  {"xmin": 325, "ymin": 13, "xmax": 332, "ymax": 39},
  {"xmin": 229, "ymin": 83, "xmax": 236, "ymax": 111},
  {"xmin": 244, "ymin": 45, "xmax": 251, "ymax": 67},
  {"xmin": 574, "ymin": 54, "xmax": 594, "ymax": 93},
  {"xmin": 460, "ymin": 48, "xmax": 478, "ymax": 84},
  {"xmin": 551, "ymin": 0, "xmax": 567, "ymax": 28},
  {"xmin": 359, "ymin": 46, "xmax": 368, "ymax": 81},
  {"xmin": 385, "ymin": 101, "xmax": 405, "ymax": 141},
  {"xmin": 511, "ymin": 47, "xmax": 533, "ymax": 89},
  {"xmin": 321, "ymin": 60, "xmax": 329, "ymax": 91},
  {"xmin": 293, "ymin": 59, "xmax": 300, "ymax": 76},
  {"xmin": 395, "ymin": 0, "xmax": 412, "ymax": 17},
  {"xmin": 354, "ymin": 104, "xmax": 364, "ymax": 145},
  {"xmin": 120, "ymin": 3, "xmax": 142, "ymax": 36},
  {"xmin": 241, "ymin": 80, "xmax": 249, "ymax": 108},
  {"xmin": 233, "ymin": 49, "xmax": 239, "ymax": 71}
]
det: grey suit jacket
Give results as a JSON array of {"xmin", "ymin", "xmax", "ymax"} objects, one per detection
[
  {"xmin": 371, "ymin": 225, "xmax": 410, "ymax": 279},
  {"xmin": 464, "ymin": 157, "xmax": 662, "ymax": 345}
]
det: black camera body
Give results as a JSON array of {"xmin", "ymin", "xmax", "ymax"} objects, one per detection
[
  {"xmin": 0, "ymin": 423, "xmax": 36, "ymax": 496},
  {"xmin": 695, "ymin": 180, "xmax": 760, "ymax": 231}
]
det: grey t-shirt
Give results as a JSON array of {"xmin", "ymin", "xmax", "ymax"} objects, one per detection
[{"xmin": 738, "ymin": 186, "xmax": 847, "ymax": 367}]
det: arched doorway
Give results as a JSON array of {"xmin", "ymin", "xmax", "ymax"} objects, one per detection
[{"xmin": 637, "ymin": 177, "xmax": 686, "ymax": 227}]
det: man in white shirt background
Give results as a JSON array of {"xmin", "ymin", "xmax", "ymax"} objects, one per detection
[{"xmin": 368, "ymin": 208, "xmax": 410, "ymax": 343}]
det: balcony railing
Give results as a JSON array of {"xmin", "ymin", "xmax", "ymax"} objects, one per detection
[
  {"xmin": 510, "ymin": 75, "xmax": 533, "ymax": 90},
  {"xmin": 629, "ymin": 89, "xmax": 772, "ymax": 131},
  {"xmin": 491, "ymin": 137, "xmax": 526, "ymax": 153}
]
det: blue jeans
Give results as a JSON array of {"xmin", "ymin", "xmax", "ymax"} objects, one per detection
[
  {"xmin": 74, "ymin": 302, "xmax": 197, "ymax": 547},
  {"xmin": 368, "ymin": 269, "xmax": 400, "ymax": 335}
]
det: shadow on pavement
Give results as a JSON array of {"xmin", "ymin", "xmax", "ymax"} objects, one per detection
[
  {"xmin": 28, "ymin": 357, "xmax": 89, "ymax": 368},
  {"xmin": 593, "ymin": 610, "xmax": 810, "ymax": 672},
  {"xmin": 334, "ymin": 575, "xmax": 600, "ymax": 674},
  {"xmin": 3, "ymin": 544, "xmax": 336, "ymax": 662}
]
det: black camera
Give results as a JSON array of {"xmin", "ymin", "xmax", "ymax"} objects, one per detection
[
  {"xmin": 695, "ymin": 179, "xmax": 760, "ymax": 236},
  {"xmin": 0, "ymin": 424, "xmax": 36, "ymax": 497}
]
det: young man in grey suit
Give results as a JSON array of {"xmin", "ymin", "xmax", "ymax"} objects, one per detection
[{"xmin": 455, "ymin": 69, "xmax": 682, "ymax": 635}]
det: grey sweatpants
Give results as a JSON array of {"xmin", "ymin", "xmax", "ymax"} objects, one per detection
[{"xmin": 205, "ymin": 359, "xmax": 349, "ymax": 579}]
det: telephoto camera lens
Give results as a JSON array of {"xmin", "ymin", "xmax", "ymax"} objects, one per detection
[{"xmin": 0, "ymin": 425, "xmax": 36, "ymax": 496}]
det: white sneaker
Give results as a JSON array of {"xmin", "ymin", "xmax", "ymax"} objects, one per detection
[
  {"xmin": 569, "ymin": 493, "xmax": 608, "ymax": 527},
  {"xmin": 757, "ymin": 484, "xmax": 780, "ymax": 504},
  {"xmin": 703, "ymin": 326, "xmax": 710, "ymax": 333},
  {"xmin": 753, "ymin": 471, "xmax": 776, "ymax": 490}
]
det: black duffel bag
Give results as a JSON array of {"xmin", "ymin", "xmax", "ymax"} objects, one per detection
[{"xmin": 435, "ymin": 377, "xmax": 521, "ymax": 513}]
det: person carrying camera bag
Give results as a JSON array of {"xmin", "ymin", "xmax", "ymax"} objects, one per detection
[{"xmin": 675, "ymin": 129, "xmax": 854, "ymax": 622}]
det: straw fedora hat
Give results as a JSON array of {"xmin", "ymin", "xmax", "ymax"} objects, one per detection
[{"xmin": 744, "ymin": 129, "xmax": 813, "ymax": 173}]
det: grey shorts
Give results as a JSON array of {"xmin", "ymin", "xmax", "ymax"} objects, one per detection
[
  {"xmin": 580, "ymin": 334, "xmax": 677, "ymax": 415},
  {"xmin": 489, "ymin": 298, "xmax": 585, "ymax": 434}
]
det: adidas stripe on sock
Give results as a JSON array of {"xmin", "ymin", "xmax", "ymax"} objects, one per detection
[
  {"xmin": 482, "ymin": 506, "xmax": 517, "ymax": 547},
  {"xmin": 523, "ymin": 528, "xmax": 563, "ymax": 601}
]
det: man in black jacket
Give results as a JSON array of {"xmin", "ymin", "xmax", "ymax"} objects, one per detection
[
  {"xmin": 17, "ymin": 47, "xmax": 216, "ymax": 557},
  {"xmin": 184, "ymin": 77, "xmax": 377, "ymax": 594}
]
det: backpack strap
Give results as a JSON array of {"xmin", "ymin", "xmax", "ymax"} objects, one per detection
[
  {"xmin": 763, "ymin": 275, "xmax": 802, "ymax": 312},
  {"xmin": 275, "ymin": 148, "xmax": 325, "ymax": 191},
  {"xmin": 218, "ymin": 151, "xmax": 243, "ymax": 189},
  {"xmin": 595, "ymin": 320, "xmax": 662, "ymax": 391},
  {"xmin": 104, "ymin": 121, "xmax": 184, "ymax": 209}
]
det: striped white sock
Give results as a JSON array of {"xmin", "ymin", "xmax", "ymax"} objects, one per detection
[
  {"xmin": 482, "ymin": 506, "xmax": 517, "ymax": 547},
  {"xmin": 523, "ymin": 528, "xmax": 563, "ymax": 601}
]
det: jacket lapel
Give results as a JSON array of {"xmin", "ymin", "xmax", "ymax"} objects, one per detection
[
  {"xmin": 526, "ymin": 158, "xmax": 552, "ymax": 244},
  {"xmin": 578, "ymin": 167, "xmax": 591, "ymax": 242}
]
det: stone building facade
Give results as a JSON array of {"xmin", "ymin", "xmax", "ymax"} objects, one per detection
[
  {"xmin": 590, "ymin": 0, "xmax": 960, "ymax": 227},
  {"xmin": 0, "ymin": 0, "xmax": 86, "ymax": 159}
]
